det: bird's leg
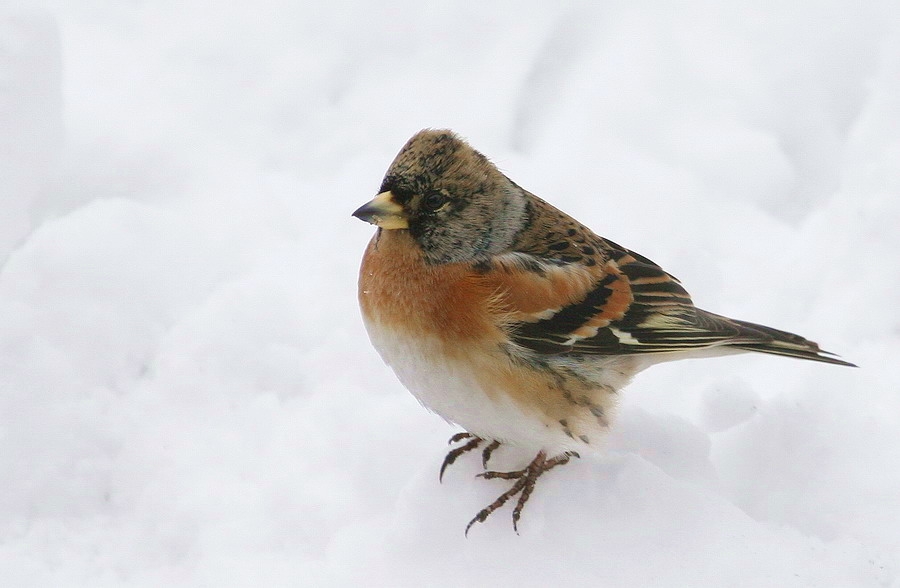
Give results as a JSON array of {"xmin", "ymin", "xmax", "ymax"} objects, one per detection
[
  {"xmin": 466, "ymin": 450, "xmax": 578, "ymax": 535},
  {"xmin": 440, "ymin": 433, "xmax": 482, "ymax": 482}
]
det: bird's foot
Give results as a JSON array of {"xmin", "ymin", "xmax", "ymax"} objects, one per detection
[{"xmin": 466, "ymin": 450, "xmax": 577, "ymax": 536}]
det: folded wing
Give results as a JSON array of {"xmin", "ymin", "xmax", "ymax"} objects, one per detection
[{"xmin": 478, "ymin": 244, "xmax": 854, "ymax": 367}]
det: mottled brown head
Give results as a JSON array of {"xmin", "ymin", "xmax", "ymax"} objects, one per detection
[{"xmin": 352, "ymin": 129, "xmax": 528, "ymax": 264}]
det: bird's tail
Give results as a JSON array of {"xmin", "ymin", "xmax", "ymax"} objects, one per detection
[{"xmin": 722, "ymin": 316, "xmax": 856, "ymax": 367}]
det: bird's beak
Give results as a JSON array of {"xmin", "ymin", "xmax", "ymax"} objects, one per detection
[{"xmin": 352, "ymin": 191, "xmax": 409, "ymax": 229}]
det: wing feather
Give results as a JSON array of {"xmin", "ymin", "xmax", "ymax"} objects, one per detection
[{"xmin": 475, "ymin": 247, "xmax": 853, "ymax": 366}]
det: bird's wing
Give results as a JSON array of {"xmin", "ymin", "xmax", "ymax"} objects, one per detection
[{"xmin": 476, "ymin": 245, "xmax": 853, "ymax": 366}]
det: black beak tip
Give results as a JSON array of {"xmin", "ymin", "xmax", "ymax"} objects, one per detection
[{"xmin": 351, "ymin": 204, "xmax": 373, "ymax": 222}]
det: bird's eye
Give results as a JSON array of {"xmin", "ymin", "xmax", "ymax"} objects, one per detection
[{"xmin": 422, "ymin": 192, "xmax": 448, "ymax": 211}]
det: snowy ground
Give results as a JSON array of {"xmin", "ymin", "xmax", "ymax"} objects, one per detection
[{"xmin": 2, "ymin": 1, "xmax": 899, "ymax": 586}]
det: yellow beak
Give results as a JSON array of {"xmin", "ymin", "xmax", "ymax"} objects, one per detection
[{"xmin": 351, "ymin": 191, "xmax": 409, "ymax": 229}]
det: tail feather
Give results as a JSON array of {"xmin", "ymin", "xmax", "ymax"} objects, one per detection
[{"xmin": 723, "ymin": 316, "xmax": 856, "ymax": 367}]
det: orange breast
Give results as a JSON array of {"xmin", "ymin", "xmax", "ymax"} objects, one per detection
[{"xmin": 358, "ymin": 230, "xmax": 505, "ymax": 346}]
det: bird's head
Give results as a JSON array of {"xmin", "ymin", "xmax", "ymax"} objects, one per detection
[{"xmin": 352, "ymin": 129, "xmax": 528, "ymax": 265}]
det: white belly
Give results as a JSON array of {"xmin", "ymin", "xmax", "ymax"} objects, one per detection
[{"xmin": 364, "ymin": 318, "xmax": 578, "ymax": 451}]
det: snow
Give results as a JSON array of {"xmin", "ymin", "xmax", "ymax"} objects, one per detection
[{"xmin": 2, "ymin": 1, "xmax": 899, "ymax": 585}]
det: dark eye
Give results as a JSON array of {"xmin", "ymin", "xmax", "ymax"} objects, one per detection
[{"xmin": 422, "ymin": 192, "xmax": 447, "ymax": 211}]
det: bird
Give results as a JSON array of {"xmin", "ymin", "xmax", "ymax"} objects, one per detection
[{"xmin": 352, "ymin": 129, "xmax": 854, "ymax": 535}]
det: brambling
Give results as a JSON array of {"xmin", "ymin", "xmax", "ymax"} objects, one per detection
[{"xmin": 352, "ymin": 129, "xmax": 854, "ymax": 535}]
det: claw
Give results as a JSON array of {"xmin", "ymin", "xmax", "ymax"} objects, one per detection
[
  {"xmin": 439, "ymin": 435, "xmax": 482, "ymax": 482},
  {"xmin": 481, "ymin": 440, "xmax": 500, "ymax": 469},
  {"xmin": 448, "ymin": 432, "xmax": 473, "ymax": 445},
  {"xmin": 477, "ymin": 468, "xmax": 526, "ymax": 480},
  {"xmin": 440, "ymin": 434, "xmax": 507, "ymax": 481}
]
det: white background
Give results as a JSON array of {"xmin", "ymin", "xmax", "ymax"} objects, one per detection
[{"xmin": 2, "ymin": 1, "xmax": 899, "ymax": 585}]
